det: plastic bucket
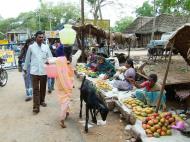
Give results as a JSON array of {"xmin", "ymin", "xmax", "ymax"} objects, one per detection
[{"xmin": 45, "ymin": 64, "xmax": 58, "ymax": 78}]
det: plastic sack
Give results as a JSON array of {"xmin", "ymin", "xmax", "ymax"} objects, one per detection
[{"xmin": 45, "ymin": 64, "xmax": 58, "ymax": 78}]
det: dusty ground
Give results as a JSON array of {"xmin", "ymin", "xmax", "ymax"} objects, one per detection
[
  {"xmin": 143, "ymin": 55, "xmax": 190, "ymax": 85},
  {"xmin": 0, "ymin": 69, "xmax": 127, "ymax": 142},
  {"xmin": 3, "ymin": 49, "xmax": 188, "ymax": 142},
  {"xmin": 0, "ymin": 49, "xmax": 149, "ymax": 142}
]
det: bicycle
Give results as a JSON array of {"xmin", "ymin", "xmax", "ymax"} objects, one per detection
[{"xmin": 0, "ymin": 58, "xmax": 8, "ymax": 87}]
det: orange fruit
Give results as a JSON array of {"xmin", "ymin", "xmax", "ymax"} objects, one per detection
[
  {"xmin": 150, "ymin": 127, "xmax": 156, "ymax": 133},
  {"xmin": 156, "ymin": 129, "xmax": 161, "ymax": 134},
  {"xmin": 142, "ymin": 124, "xmax": 147, "ymax": 129},
  {"xmin": 153, "ymin": 119, "xmax": 159, "ymax": 124},
  {"xmin": 161, "ymin": 131, "xmax": 166, "ymax": 136},
  {"xmin": 148, "ymin": 120, "xmax": 154, "ymax": 126}
]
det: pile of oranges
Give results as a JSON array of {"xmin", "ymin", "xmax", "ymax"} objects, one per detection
[{"xmin": 142, "ymin": 112, "xmax": 176, "ymax": 138}]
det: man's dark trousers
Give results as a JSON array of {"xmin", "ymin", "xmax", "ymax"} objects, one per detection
[{"xmin": 32, "ymin": 75, "xmax": 47, "ymax": 110}]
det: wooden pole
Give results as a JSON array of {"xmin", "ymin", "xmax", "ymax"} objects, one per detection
[
  {"xmin": 155, "ymin": 45, "xmax": 173, "ymax": 112},
  {"xmin": 108, "ymin": 24, "xmax": 110, "ymax": 57},
  {"xmin": 128, "ymin": 40, "xmax": 131, "ymax": 58},
  {"xmin": 81, "ymin": 0, "xmax": 85, "ymax": 62},
  {"xmin": 151, "ymin": 0, "xmax": 156, "ymax": 41}
]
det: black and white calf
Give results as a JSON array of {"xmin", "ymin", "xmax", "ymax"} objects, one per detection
[{"xmin": 79, "ymin": 76, "xmax": 109, "ymax": 132}]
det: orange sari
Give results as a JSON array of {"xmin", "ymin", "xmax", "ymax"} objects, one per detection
[{"xmin": 55, "ymin": 57, "xmax": 74, "ymax": 120}]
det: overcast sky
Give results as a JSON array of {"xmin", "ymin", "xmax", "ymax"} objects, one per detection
[{"xmin": 0, "ymin": 0, "xmax": 146, "ymax": 26}]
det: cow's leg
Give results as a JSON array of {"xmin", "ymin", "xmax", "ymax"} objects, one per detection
[
  {"xmin": 79, "ymin": 94, "xmax": 83, "ymax": 118},
  {"xmin": 85, "ymin": 104, "xmax": 89, "ymax": 133}
]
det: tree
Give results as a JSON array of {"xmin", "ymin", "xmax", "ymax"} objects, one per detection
[
  {"xmin": 34, "ymin": 2, "xmax": 81, "ymax": 30},
  {"xmin": 112, "ymin": 17, "xmax": 134, "ymax": 32},
  {"xmin": 135, "ymin": 0, "xmax": 190, "ymax": 17},
  {"xmin": 156, "ymin": 0, "xmax": 183, "ymax": 14},
  {"xmin": 184, "ymin": 0, "xmax": 190, "ymax": 12},
  {"xmin": 147, "ymin": 0, "xmax": 190, "ymax": 15},
  {"xmin": 0, "ymin": 15, "xmax": 3, "ymax": 20},
  {"xmin": 0, "ymin": 18, "xmax": 17, "ymax": 39},
  {"xmin": 135, "ymin": 1, "xmax": 154, "ymax": 17},
  {"xmin": 16, "ymin": 11, "xmax": 38, "ymax": 31},
  {"xmin": 0, "ymin": 1, "xmax": 81, "ymax": 35},
  {"xmin": 86, "ymin": 0, "xmax": 113, "ymax": 20}
]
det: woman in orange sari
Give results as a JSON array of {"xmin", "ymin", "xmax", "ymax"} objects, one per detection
[{"xmin": 55, "ymin": 56, "xmax": 74, "ymax": 128}]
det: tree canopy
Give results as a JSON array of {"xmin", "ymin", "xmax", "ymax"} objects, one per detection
[
  {"xmin": 135, "ymin": 0, "xmax": 190, "ymax": 17},
  {"xmin": 0, "ymin": 2, "xmax": 80, "ymax": 39},
  {"xmin": 111, "ymin": 17, "xmax": 134, "ymax": 32},
  {"xmin": 86, "ymin": 0, "xmax": 114, "ymax": 20},
  {"xmin": 136, "ymin": 1, "xmax": 154, "ymax": 17}
]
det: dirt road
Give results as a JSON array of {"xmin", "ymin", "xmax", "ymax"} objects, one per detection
[
  {"xmin": 0, "ymin": 69, "xmax": 126, "ymax": 142},
  {"xmin": 0, "ymin": 70, "xmax": 85, "ymax": 142}
]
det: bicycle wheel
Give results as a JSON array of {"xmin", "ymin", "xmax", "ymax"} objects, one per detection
[{"xmin": 0, "ymin": 69, "xmax": 8, "ymax": 87}]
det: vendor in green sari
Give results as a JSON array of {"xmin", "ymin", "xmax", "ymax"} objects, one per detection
[
  {"xmin": 132, "ymin": 74, "xmax": 166, "ymax": 110},
  {"xmin": 96, "ymin": 56, "xmax": 116, "ymax": 80}
]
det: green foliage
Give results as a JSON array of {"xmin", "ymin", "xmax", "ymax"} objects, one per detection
[
  {"xmin": 135, "ymin": 0, "xmax": 190, "ymax": 16},
  {"xmin": 112, "ymin": 17, "xmax": 134, "ymax": 32},
  {"xmin": 135, "ymin": 1, "xmax": 154, "ymax": 17},
  {"xmin": 156, "ymin": 0, "xmax": 183, "ymax": 14},
  {"xmin": 87, "ymin": 0, "xmax": 96, "ymax": 4},
  {"xmin": 184, "ymin": 0, "xmax": 190, "ymax": 13},
  {"xmin": 0, "ymin": 18, "xmax": 18, "ymax": 39},
  {"xmin": 0, "ymin": 1, "xmax": 81, "ymax": 37}
]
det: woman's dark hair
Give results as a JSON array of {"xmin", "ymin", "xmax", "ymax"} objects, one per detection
[
  {"xmin": 99, "ymin": 42, "xmax": 104, "ymax": 48},
  {"xmin": 92, "ymin": 48, "xmax": 96, "ymax": 53},
  {"xmin": 126, "ymin": 58, "xmax": 134, "ymax": 68},
  {"xmin": 97, "ymin": 55, "xmax": 105, "ymax": 62},
  {"xmin": 24, "ymin": 38, "xmax": 34, "ymax": 49},
  {"xmin": 18, "ymin": 38, "xmax": 34, "ymax": 60},
  {"xmin": 35, "ymin": 31, "xmax": 44, "ymax": 38},
  {"xmin": 148, "ymin": 74, "xmax": 158, "ymax": 83}
]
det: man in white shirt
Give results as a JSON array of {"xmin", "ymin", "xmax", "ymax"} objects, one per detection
[{"xmin": 23, "ymin": 31, "xmax": 52, "ymax": 114}]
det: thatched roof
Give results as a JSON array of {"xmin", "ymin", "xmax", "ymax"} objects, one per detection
[
  {"xmin": 125, "ymin": 17, "xmax": 153, "ymax": 34},
  {"xmin": 72, "ymin": 24, "xmax": 136, "ymax": 44},
  {"xmin": 136, "ymin": 14, "xmax": 190, "ymax": 34},
  {"xmin": 166, "ymin": 24, "xmax": 190, "ymax": 65}
]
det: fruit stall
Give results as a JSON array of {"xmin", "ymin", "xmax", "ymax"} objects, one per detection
[
  {"xmin": 120, "ymin": 97, "xmax": 189, "ymax": 141},
  {"xmin": 75, "ymin": 63, "xmax": 190, "ymax": 141}
]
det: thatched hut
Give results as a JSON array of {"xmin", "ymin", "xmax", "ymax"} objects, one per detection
[
  {"xmin": 166, "ymin": 24, "xmax": 190, "ymax": 66},
  {"xmin": 125, "ymin": 17, "xmax": 153, "ymax": 48},
  {"xmin": 135, "ymin": 14, "xmax": 190, "ymax": 48},
  {"xmin": 125, "ymin": 16, "xmax": 153, "ymax": 34}
]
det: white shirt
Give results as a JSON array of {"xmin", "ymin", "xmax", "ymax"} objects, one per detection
[{"xmin": 23, "ymin": 42, "xmax": 52, "ymax": 75}]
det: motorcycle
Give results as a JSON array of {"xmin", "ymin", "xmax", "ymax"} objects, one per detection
[{"xmin": 0, "ymin": 58, "xmax": 8, "ymax": 87}]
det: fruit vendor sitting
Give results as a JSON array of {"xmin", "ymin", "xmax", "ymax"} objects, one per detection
[
  {"xmin": 96, "ymin": 56, "xmax": 116, "ymax": 80},
  {"xmin": 132, "ymin": 74, "xmax": 166, "ymax": 109},
  {"xmin": 113, "ymin": 58, "xmax": 136, "ymax": 91},
  {"xmin": 86, "ymin": 48, "xmax": 97, "ymax": 71}
]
